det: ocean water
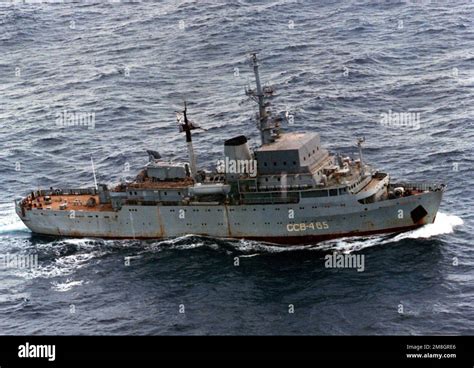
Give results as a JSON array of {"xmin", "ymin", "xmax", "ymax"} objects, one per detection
[{"xmin": 0, "ymin": 0, "xmax": 472, "ymax": 335}]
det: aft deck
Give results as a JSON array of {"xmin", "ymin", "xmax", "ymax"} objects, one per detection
[{"xmin": 21, "ymin": 193, "xmax": 113, "ymax": 212}]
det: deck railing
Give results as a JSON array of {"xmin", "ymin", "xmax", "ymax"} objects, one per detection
[
  {"xmin": 18, "ymin": 188, "xmax": 98, "ymax": 200},
  {"xmin": 389, "ymin": 183, "xmax": 446, "ymax": 192}
]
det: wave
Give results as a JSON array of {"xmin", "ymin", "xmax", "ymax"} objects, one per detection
[
  {"xmin": 393, "ymin": 212, "xmax": 463, "ymax": 240},
  {"xmin": 315, "ymin": 212, "xmax": 463, "ymax": 254},
  {"xmin": 0, "ymin": 295, "xmax": 30, "ymax": 313},
  {"xmin": 0, "ymin": 203, "xmax": 28, "ymax": 235},
  {"xmin": 51, "ymin": 279, "xmax": 85, "ymax": 292},
  {"xmin": 414, "ymin": 28, "xmax": 446, "ymax": 36},
  {"xmin": 19, "ymin": 250, "xmax": 107, "ymax": 280}
]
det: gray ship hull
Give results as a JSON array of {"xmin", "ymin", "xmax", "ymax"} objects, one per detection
[{"xmin": 15, "ymin": 189, "xmax": 443, "ymax": 245}]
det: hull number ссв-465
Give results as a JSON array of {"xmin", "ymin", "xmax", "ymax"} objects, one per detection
[{"xmin": 286, "ymin": 222, "xmax": 329, "ymax": 232}]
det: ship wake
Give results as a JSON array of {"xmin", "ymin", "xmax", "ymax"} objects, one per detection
[{"xmin": 315, "ymin": 211, "xmax": 464, "ymax": 254}]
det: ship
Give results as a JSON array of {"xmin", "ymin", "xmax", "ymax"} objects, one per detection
[{"xmin": 15, "ymin": 53, "xmax": 445, "ymax": 245}]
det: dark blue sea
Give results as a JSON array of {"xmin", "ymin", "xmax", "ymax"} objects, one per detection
[{"xmin": 0, "ymin": 0, "xmax": 472, "ymax": 335}]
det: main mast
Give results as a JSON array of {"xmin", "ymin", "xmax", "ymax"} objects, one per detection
[
  {"xmin": 357, "ymin": 137, "xmax": 365, "ymax": 176},
  {"xmin": 246, "ymin": 53, "xmax": 280, "ymax": 146}
]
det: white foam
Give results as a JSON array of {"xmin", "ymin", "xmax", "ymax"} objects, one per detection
[
  {"xmin": 239, "ymin": 254, "xmax": 260, "ymax": 258},
  {"xmin": 19, "ymin": 250, "xmax": 106, "ymax": 280},
  {"xmin": 392, "ymin": 212, "xmax": 464, "ymax": 241},
  {"xmin": 51, "ymin": 279, "xmax": 84, "ymax": 292},
  {"xmin": 232, "ymin": 239, "xmax": 313, "ymax": 253},
  {"xmin": 316, "ymin": 235, "xmax": 383, "ymax": 254},
  {"xmin": 63, "ymin": 238, "xmax": 96, "ymax": 246},
  {"xmin": 170, "ymin": 241, "xmax": 206, "ymax": 250},
  {"xmin": 0, "ymin": 203, "xmax": 28, "ymax": 234},
  {"xmin": 318, "ymin": 211, "xmax": 464, "ymax": 253}
]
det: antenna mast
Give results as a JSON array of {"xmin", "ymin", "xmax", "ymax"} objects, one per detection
[
  {"xmin": 357, "ymin": 137, "xmax": 365, "ymax": 176},
  {"xmin": 246, "ymin": 53, "xmax": 280, "ymax": 145},
  {"xmin": 178, "ymin": 101, "xmax": 198, "ymax": 180},
  {"xmin": 90, "ymin": 155, "xmax": 98, "ymax": 190}
]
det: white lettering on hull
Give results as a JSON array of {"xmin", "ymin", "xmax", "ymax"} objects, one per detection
[{"xmin": 287, "ymin": 221, "xmax": 329, "ymax": 232}]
